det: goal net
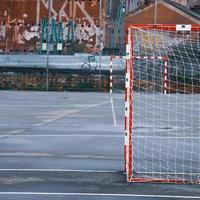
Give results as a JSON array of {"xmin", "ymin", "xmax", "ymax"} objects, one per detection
[
  {"xmin": 109, "ymin": 56, "xmax": 125, "ymax": 93},
  {"xmin": 125, "ymin": 24, "xmax": 200, "ymax": 183}
]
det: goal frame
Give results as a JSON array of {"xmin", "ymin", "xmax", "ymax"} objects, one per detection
[
  {"xmin": 109, "ymin": 56, "xmax": 124, "ymax": 94},
  {"xmin": 124, "ymin": 24, "xmax": 200, "ymax": 183}
]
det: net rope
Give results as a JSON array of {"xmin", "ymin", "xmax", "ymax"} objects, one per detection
[
  {"xmin": 110, "ymin": 57, "xmax": 125, "ymax": 93},
  {"xmin": 128, "ymin": 26, "xmax": 200, "ymax": 183}
]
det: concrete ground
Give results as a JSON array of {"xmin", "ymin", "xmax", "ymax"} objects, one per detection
[{"xmin": 0, "ymin": 91, "xmax": 199, "ymax": 200}]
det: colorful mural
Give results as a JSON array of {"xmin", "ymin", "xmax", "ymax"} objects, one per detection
[{"xmin": 0, "ymin": 0, "xmax": 103, "ymax": 53}]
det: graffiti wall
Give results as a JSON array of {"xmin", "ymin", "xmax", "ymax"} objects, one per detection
[
  {"xmin": 0, "ymin": 0, "xmax": 102, "ymax": 53},
  {"xmin": 125, "ymin": 0, "xmax": 146, "ymax": 13}
]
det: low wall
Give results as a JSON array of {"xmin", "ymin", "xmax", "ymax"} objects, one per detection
[{"xmin": 0, "ymin": 69, "xmax": 125, "ymax": 92}]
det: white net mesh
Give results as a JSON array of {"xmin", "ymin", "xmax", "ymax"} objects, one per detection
[
  {"xmin": 110, "ymin": 57, "xmax": 125, "ymax": 93},
  {"xmin": 126, "ymin": 25, "xmax": 200, "ymax": 183}
]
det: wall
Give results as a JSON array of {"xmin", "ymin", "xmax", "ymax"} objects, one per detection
[
  {"xmin": 0, "ymin": 71, "xmax": 108, "ymax": 91},
  {"xmin": 125, "ymin": 2, "xmax": 200, "ymax": 25},
  {"xmin": 0, "ymin": 0, "xmax": 103, "ymax": 53},
  {"xmin": 171, "ymin": 0, "xmax": 200, "ymax": 8},
  {"xmin": 125, "ymin": 0, "xmax": 146, "ymax": 13},
  {"xmin": 0, "ymin": 69, "xmax": 125, "ymax": 92}
]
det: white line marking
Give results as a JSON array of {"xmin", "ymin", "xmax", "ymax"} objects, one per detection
[
  {"xmin": 9, "ymin": 130, "xmax": 25, "ymax": 134},
  {"xmin": 0, "ymin": 169, "xmax": 119, "ymax": 173},
  {"xmin": 0, "ymin": 135, "xmax": 123, "ymax": 137},
  {"xmin": 0, "ymin": 192, "xmax": 199, "ymax": 199},
  {"xmin": 31, "ymin": 123, "xmax": 44, "ymax": 127},
  {"xmin": 110, "ymin": 97, "xmax": 117, "ymax": 127},
  {"xmin": 0, "ymin": 105, "xmax": 73, "ymax": 107},
  {"xmin": 33, "ymin": 109, "xmax": 80, "ymax": 127},
  {"xmin": 0, "ymin": 101, "xmax": 114, "ymax": 141},
  {"xmin": 0, "ymin": 153, "xmax": 121, "ymax": 160},
  {"xmin": 136, "ymin": 171, "xmax": 200, "ymax": 175},
  {"xmin": 1, "ymin": 134, "xmax": 196, "ymax": 139}
]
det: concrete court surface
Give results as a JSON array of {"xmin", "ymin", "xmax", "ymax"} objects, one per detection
[{"xmin": 0, "ymin": 91, "xmax": 199, "ymax": 200}]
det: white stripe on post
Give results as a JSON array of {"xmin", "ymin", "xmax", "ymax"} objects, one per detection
[
  {"xmin": 125, "ymin": 73, "xmax": 129, "ymax": 88},
  {"xmin": 164, "ymin": 61, "xmax": 168, "ymax": 94},
  {"xmin": 110, "ymin": 57, "xmax": 113, "ymax": 94}
]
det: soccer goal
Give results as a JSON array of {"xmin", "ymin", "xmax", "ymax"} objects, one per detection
[
  {"xmin": 109, "ymin": 56, "xmax": 125, "ymax": 93},
  {"xmin": 124, "ymin": 24, "xmax": 200, "ymax": 183}
]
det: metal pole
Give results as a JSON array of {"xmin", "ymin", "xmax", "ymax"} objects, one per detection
[
  {"xmin": 110, "ymin": 0, "xmax": 112, "ymax": 17},
  {"xmin": 154, "ymin": 0, "xmax": 157, "ymax": 24},
  {"xmin": 109, "ymin": 0, "xmax": 112, "ymax": 47},
  {"xmin": 6, "ymin": 39, "xmax": 8, "ymax": 55},
  {"xmin": 98, "ymin": 0, "xmax": 102, "ymax": 91},
  {"xmin": 46, "ymin": 0, "xmax": 51, "ymax": 91}
]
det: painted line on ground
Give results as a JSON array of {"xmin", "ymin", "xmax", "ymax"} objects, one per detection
[
  {"xmin": 110, "ymin": 96, "xmax": 117, "ymax": 127},
  {"xmin": 1, "ymin": 135, "xmax": 198, "ymax": 139},
  {"xmin": 6, "ymin": 101, "xmax": 111, "ymax": 130},
  {"xmin": 1, "ymin": 135, "xmax": 199, "ymax": 140},
  {"xmin": 0, "ymin": 153, "xmax": 121, "ymax": 160},
  {"xmin": 0, "ymin": 104, "xmax": 101, "ymax": 107},
  {"xmin": 0, "ymin": 135, "xmax": 123, "ymax": 137},
  {"xmin": 0, "ymin": 192, "xmax": 199, "ymax": 199},
  {"xmin": 0, "ymin": 169, "xmax": 119, "ymax": 173}
]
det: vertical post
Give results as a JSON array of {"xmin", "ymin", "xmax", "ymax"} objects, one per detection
[
  {"xmin": 124, "ymin": 57, "xmax": 129, "ymax": 172},
  {"xmin": 46, "ymin": 0, "xmax": 51, "ymax": 91},
  {"xmin": 109, "ymin": 0, "xmax": 112, "ymax": 48},
  {"xmin": 110, "ymin": 0, "xmax": 112, "ymax": 16},
  {"xmin": 36, "ymin": 0, "xmax": 40, "ymax": 25},
  {"xmin": 125, "ymin": 28, "xmax": 133, "ymax": 180},
  {"xmin": 163, "ymin": 60, "xmax": 168, "ymax": 94},
  {"xmin": 128, "ymin": 28, "xmax": 134, "ymax": 181},
  {"xmin": 109, "ymin": 56, "xmax": 113, "ymax": 94},
  {"xmin": 98, "ymin": 0, "xmax": 102, "ymax": 91},
  {"xmin": 154, "ymin": 0, "xmax": 157, "ymax": 24},
  {"xmin": 6, "ymin": 39, "xmax": 8, "ymax": 55}
]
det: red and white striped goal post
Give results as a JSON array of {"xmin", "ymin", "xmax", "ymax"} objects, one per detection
[
  {"xmin": 109, "ymin": 56, "xmax": 125, "ymax": 94},
  {"xmin": 124, "ymin": 24, "xmax": 200, "ymax": 183}
]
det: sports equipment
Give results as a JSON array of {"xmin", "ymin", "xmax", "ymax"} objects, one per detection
[
  {"xmin": 124, "ymin": 24, "xmax": 200, "ymax": 183},
  {"xmin": 109, "ymin": 56, "xmax": 125, "ymax": 93}
]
